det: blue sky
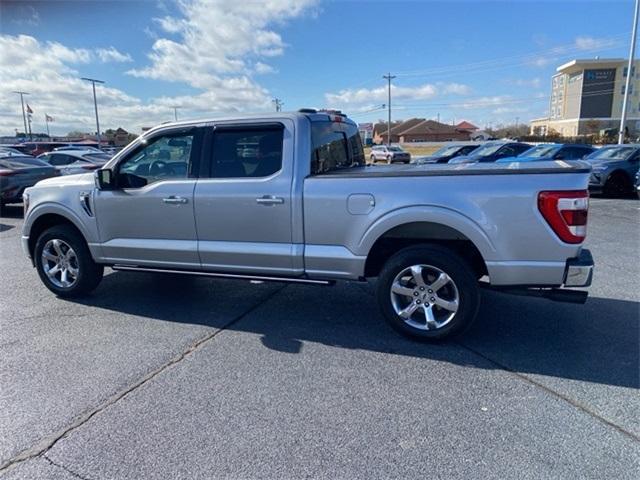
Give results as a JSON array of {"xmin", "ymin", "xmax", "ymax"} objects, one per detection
[{"xmin": 0, "ymin": 0, "xmax": 634, "ymax": 136}]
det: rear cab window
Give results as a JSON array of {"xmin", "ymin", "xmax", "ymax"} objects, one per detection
[{"xmin": 310, "ymin": 118, "xmax": 364, "ymax": 175}]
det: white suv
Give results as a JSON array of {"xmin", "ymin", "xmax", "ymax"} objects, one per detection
[{"xmin": 369, "ymin": 145, "xmax": 411, "ymax": 164}]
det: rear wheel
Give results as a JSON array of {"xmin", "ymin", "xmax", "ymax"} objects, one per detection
[
  {"xmin": 376, "ymin": 245, "xmax": 480, "ymax": 341},
  {"xmin": 370, "ymin": 154, "xmax": 376, "ymax": 163},
  {"xmin": 386, "ymin": 155, "xmax": 392, "ymax": 164},
  {"xmin": 35, "ymin": 225, "xmax": 103, "ymax": 297}
]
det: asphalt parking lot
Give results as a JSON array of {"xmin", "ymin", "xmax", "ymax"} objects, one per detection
[{"xmin": 0, "ymin": 198, "xmax": 639, "ymax": 479}]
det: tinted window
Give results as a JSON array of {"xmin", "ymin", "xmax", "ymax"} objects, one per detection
[
  {"xmin": 47, "ymin": 154, "xmax": 75, "ymax": 166},
  {"xmin": 83, "ymin": 153, "xmax": 111, "ymax": 162},
  {"xmin": 512, "ymin": 144, "xmax": 531, "ymax": 155},
  {"xmin": 208, "ymin": 126, "xmax": 283, "ymax": 178},
  {"xmin": 118, "ymin": 133, "xmax": 194, "ymax": 188},
  {"xmin": 311, "ymin": 121, "xmax": 364, "ymax": 174},
  {"xmin": 459, "ymin": 145, "xmax": 478, "ymax": 155},
  {"xmin": 0, "ymin": 157, "xmax": 49, "ymax": 168}
]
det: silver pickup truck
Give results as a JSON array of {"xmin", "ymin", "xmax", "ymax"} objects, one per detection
[{"xmin": 21, "ymin": 110, "xmax": 594, "ymax": 340}]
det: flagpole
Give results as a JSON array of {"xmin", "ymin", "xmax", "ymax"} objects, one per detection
[{"xmin": 45, "ymin": 115, "xmax": 50, "ymax": 137}]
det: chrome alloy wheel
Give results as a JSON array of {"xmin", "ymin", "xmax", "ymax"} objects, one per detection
[
  {"xmin": 390, "ymin": 264, "xmax": 460, "ymax": 331},
  {"xmin": 41, "ymin": 239, "xmax": 79, "ymax": 288}
]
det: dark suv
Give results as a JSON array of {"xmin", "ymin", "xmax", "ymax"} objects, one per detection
[{"xmin": 586, "ymin": 145, "xmax": 640, "ymax": 197}]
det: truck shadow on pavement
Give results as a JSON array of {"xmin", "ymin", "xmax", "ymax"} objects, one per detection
[{"xmin": 73, "ymin": 270, "xmax": 639, "ymax": 390}]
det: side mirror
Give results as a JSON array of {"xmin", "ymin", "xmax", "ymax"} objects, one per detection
[{"xmin": 95, "ymin": 168, "xmax": 115, "ymax": 190}]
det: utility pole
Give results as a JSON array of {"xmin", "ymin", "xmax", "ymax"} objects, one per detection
[
  {"xmin": 12, "ymin": 91, "xmax": 29, "ymax": 138},
  {"xmin": 515, "ymin": 116, "xmax": 519, "ymax": 130},
  {"xmin": 81, "ymin": 77, "xmax": 105, "ymax": 147},
  {"xmin": 44, "ymin": 114, "xmax": 50, "ymax": 137},
  {"xmin": 170, "ymin": 106, "xmax": 181, "ymax": 121},
  {"xmin": 383, "ymin": 73, "xmax": 396, "ymax": 145},
  {"xmin": 272, "ymin": 98, "xmax": 283, "ymax": 112},
  {"xmin": 619, "ymin": 0, "xmax": 639, "ymax": 144}
]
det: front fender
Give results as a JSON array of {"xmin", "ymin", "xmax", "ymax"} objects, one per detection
[{"xmin": 356, "ymin": 205, "xmax": 497, "ymax": 261}]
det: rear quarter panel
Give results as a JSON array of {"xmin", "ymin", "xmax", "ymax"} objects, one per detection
[{"xmin": 303, "ymin": 168, "xmax": 589, "ymax": 285}]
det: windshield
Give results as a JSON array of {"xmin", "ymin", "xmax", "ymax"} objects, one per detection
[
  {"xmin": 471, "ymin": 143, "xmax": 503, "ymax": 157},
  {"xmin": 519, "ymin": 145, "xmax": 561, "ymax": 158},
  {"xmin": 586, "ymin": 147, "xmax": 637, "ymax": 161},
  {"xmin": 0, "ymin": 157, "xmax": 49, "ymax": 168},
  {"xmin": 433, "ymin": 145, "xmax": 462, "ymax": 156},
  {"xmin": 388, "ymin": 146, "xmax": 403, "ymax": 152}
]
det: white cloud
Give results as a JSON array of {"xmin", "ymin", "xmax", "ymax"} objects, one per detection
[
  {"xmin": 574, "ymin": 35, "xmax": 617, "ymax": 51},
  {"xmin": 529, "ymin": 35, "xmax": 622, "ymax": 68},
  {"xmin": 128, "ymin": 0, "xmax": 318, "ymax": 88},
  {"xmin": 0, "ymin": 0, "xmax": 312, "ymax": 136},
  {"xmin": 325, "ymin": 82, "xmax": 470, "ymax": 107},
  {"xmin": 96, "ymin": 47, "xmax": 133, "ymax": 63},
  {"xmin": 254, "ymin": 62, "xmax": 277, "ymax": 75},
  {"xmin": 507, "ymin": 77, "xmax": 542, "ymax": 88}
]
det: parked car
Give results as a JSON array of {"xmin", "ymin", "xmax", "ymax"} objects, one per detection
[
  {"xmin": 585, "ymin": 144, "xmax": 640, "ymax": 197},
  {"xmin": 53, "ymin": 145, "xmax": 103, "ymax": 153},
  {"xmin": 0, "ymin": 146, "xmax": 29, "ymax": 157},
  {"xmin": 38, "ymin": 150, "xmax": 112, "ymax": 175},
  {"xmin": 496, "ymin": 144, "xmax": 595, "ymax": 163},
  {"xmin": 13, "ymin": 142, "xmax": 74, "ymax": 156},
  {"xmin": 22, "ymin": 110, "xmax": 594, "ymax": 341},
  {"xmin": 448, "ymin": 141, "xmax": 531, "ymax": 164},
  {"xmin": 1, "ymin": 156, "xmax": 59, "ymax": 209},
  {"xmin": 412, "ymin": 143, "xmax": 480, "ymax": 164},
  {"xmin": 370, "ymin": 145, "xmax": 411, "ymax": 164},
  {"xmin": 635, "ymin": 169, "xmax": 640, "ymax": 199}
]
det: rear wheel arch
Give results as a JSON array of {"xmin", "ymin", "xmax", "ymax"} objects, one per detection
[{"xmin": 364, "ymin": 221, "xmax": 488, "ymax": 279}]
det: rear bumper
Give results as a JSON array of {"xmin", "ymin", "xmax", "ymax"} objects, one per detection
[{"xmin": 563, "ymin": 248, "xmax": 594, "ymax": 287}]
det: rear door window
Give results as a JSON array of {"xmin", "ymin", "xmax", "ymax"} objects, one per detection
[{"xmin": 206, "ymin": 125, "xmax": 284, "ymax": 178}]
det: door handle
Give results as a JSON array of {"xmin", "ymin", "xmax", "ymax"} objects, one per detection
[
  {"xmin": 256, "ymin": 195, "xmax": 284, "ymax": 205},
  {"xmin": 162, "ymin": 196, "xmax": 188, "ymax": 204}
]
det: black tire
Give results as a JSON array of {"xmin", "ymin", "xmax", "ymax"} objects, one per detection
[
  {"xmin": 376, "ymin": 244, "xmax": 480, "ymax": 341},
  {"xmin": 386, "ymin": 155, "xmax": 392, "ymax": 164},
  {"xmin": 603, "ymin": 172, "xmax": 632, "ymax": 198},
  {"xmin": 34, "ymin": 225, "xmax": 104, "ymax": 297},
  {"xmin": 370, "ymin": 154, "xmax": 376, "ymax": 163}
]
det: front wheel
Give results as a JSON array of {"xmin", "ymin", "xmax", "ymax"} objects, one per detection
[
  {"xmin": 603, "ymin": 172, "xmax": 632, "ymax": 197},
  {"xmin": 376, "ymin": 245, "xmax": 480, "ymax": 341},
  {"xmin": 370, "ymin": 154, "xmax": 376, "ymax": 163},
  {"xmin": 386, "ymin": 155, "xmax": 392, "ymax": 164},
  {"xmin": 35, "ymin": 225, "xmax": 104, "ymax": 297}
]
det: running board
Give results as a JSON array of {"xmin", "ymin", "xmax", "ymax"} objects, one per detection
[{"xmin": 111, "ymin": 264, "xmax": 334, "ymax": 285}]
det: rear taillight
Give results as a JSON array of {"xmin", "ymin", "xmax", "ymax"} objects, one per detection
[
  {"xmin": 538, "ymin": 190, "xmax": 589, "ymax": 244},
  {"xmin": 0, "ymin": 169, "xmax": 15, "ymax": 177}
]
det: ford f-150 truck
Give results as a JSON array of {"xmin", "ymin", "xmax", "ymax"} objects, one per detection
[{"xmin": 21, "ymin": 110, "xmax": 594, "ymax": 340}]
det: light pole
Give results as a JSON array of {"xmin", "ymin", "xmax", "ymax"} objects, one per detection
[
  {"xmin": 619, "ymin": 0, "xmax": 639, "ymax": 144},
  {"xmin": 81, "ymin": 77, "xmax": 105, "ymax": 146},
  {"xmin": 272, "ymin": 98, "xmax": 283, "ymax": 112},
  {"xmin": 383, "ymin": 73, "xmax": 396, "ymax": 145},
  {"xmin": 170, "ymin": 106, "xmax": 181, "ymax": 121},
  {"xmin": 12, "ymin": 91, "xmax": 29, "ymax": 138}
]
